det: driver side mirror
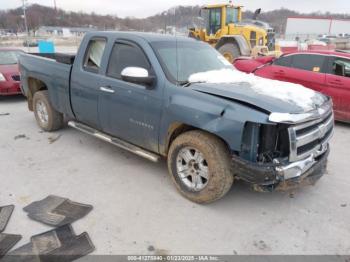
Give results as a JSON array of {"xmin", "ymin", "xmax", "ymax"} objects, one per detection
[{"xmin": 121, "ymin": 67, "xmax": 155, "ymax": 88}]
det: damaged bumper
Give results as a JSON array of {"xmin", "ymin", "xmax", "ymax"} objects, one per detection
[{"xmin": 233, "ymin": 146, "xmax": 330, "ymax": 192}]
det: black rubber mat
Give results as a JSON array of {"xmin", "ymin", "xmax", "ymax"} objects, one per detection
[
  {"xmin": 0, "ymin": 205, "xmax": 14, "ymax": 233},
  {"xmin": 2, "ymin": 225, "xmax": 95, "ymax": 262},
  {"xmin": 1, "ymin": 243, "xmax": 40, "ymax": 262},
  {"xmin": 0, "ymin": 233, "xmax": 22, "ymax": 259},
  {"xmin": 23, "ymin": 196, "xmax": 93, "ymax": 227}
]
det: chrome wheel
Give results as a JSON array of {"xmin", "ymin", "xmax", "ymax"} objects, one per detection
[
  {"xmin": 176, "ymin": 147, "xmax": 209, "ymax": 191},
  {"xmin": 36, "ymin": 100, "xmax": 49, "ymax": 125}
]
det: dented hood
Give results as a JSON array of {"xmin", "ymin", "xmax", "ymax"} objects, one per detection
[{"xmin": 188, "ymin": 69, "xmax": 328, "ymax": 114}]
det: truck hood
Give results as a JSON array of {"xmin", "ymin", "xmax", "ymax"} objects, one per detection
[{"xmin": 188, "ymin": 69, "xmax": 328, "ymax": 114}]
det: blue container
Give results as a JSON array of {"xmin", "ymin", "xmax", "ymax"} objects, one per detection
[{"xmin": 38, "ymin": 41, "xmax": 55, "ymax": 53}]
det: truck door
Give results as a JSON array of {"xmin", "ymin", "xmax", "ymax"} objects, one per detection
[
  {"xmin": 70, "ymin": 38, "xmax": 107, "ymax": 129},
  {"xmin": 98, "ymin": 40, "xmax": 163, "ymax": 153},
  {"xmin": 325, "ymin": 56, "xmax": 350, "ymax": 122}
]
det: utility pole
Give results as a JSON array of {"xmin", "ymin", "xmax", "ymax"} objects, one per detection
[
  {"xmin": 54, "ymin": 0, "xmax": 57, "ymax": 12},
  {"xmin": 22, "ymin": 0, "xmax": 29, "ymax": 51}
]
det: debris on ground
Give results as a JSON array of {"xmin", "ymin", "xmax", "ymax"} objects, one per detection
[
  {"xmin": 48, "ymin": 134, "xmax": 62, "ymax": 144},
  {"xmin": 341, "ymin": 203, "xmax": 347, "ymax": 208},
  {"xmin": 14, "ymin": 134, "xmax": 29, "ymax": 140},
  {"xmin": 253, "ymin": 240, "xmax": 269, "ymax": 250},
  {"xmin": 23, "ymin": 195, "xmax": 93, "ymax": 227},
  {"xmin": 3, "ymin": 225, "xmax": 94, "ymax": 262},
  {"xmin": 289, "ymin": 193, "xmax": 295, "ymax": 199},
  {"xmin": 148, "ymin": 245, "xmax": 155, "ymax": 252},
  {"xmin": 0, "ymin": 205, "xmax": 14, "ymax": 233},
  {"xmin": 0, "ymin": 113, "xmax": 10, "ymax": 116}
]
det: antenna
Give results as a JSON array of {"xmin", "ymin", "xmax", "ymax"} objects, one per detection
[
  {"xmin": 175, "ymin": 6, "xmax": 179, "ymax": 84},
  {"xmin": 22, "ymin": 0, "xmax": 29, "ymax": 51}
]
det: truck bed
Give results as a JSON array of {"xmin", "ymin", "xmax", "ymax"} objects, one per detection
[
  {"xmin": 19, "ymin": 52, "xmax": 74, "ymax": 116},
  {"xmin": 29, "ymin": 53, "xmax": 76, "ymax": 65}
]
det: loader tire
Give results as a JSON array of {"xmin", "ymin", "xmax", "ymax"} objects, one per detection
[
  {"xmin": 218, "ymin": 42, "xmax": 241, "ymax": 63},
  {"xmin": 33, "ymin": 90, "xmax": 63, "ymax": 132},
  {"xmin": 167, "ymin": 130, "xmax": 234, "ymax": 204}
]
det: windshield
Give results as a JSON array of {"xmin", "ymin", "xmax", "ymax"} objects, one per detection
[
  {"xmin": 151, "ymin": 40, "xmax": 234, "ymax": 84},
  {"xmin": 0, "ymin": 51, "xmax": 22, "ymax": 65}
]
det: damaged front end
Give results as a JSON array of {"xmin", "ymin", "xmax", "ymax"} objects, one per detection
[{"xmin": 235, "ymin": 101, "xmax": 334, "ymax": 192}]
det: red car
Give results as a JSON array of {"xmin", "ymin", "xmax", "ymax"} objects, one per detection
[
  {"xmin": 234, "ymin": 50, "xmax": 350, "ymax": 123},
  {"xmin": 0, "ymin": 48, "xmax": 23, "ymax": 96}
]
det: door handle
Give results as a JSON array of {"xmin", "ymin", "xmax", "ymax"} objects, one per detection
[
  {"xmin": 329, "ymin": 79, "xmax": 343, "ymax": 85},
  {"xmin": 99, "ymin": 86, "xmax": 115, "ymax": 94},
  {"xmin": 275, "ymin": 70, "xmax": 285, "ymax": 75}
]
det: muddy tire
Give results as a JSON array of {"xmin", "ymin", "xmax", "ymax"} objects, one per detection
[
  {"xmin": 33, "ymin": 90, "xmax": 63, "ymax": 132},
  {"xmin": 218, "ymin": 42, "xmax": 241, "ymax": 63},
  {"xmin": 167, "ymin": 130, "xmax": 234, "ymax": 204}
]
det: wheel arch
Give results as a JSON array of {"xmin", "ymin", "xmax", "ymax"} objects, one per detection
[
  {"xmin": 26, "ymin": 77, "xmax": 48, "ymax": 111},
  {"xmin": 215, "ymin": 35, "xmax": 251, "ymax": 56},
  {"xmin": 163, "ymin": 122, "xmax": 232, "ymax": 157}
]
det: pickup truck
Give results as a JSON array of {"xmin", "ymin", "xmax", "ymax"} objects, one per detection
[{"xmin": 19, "ymin": 32, "xmax": 334, "ymax": 203}]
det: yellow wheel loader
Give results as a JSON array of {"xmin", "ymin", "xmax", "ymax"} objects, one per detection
[{"xmin": 189, "ymin": 3, "xmax": 275, "ymax": 62}]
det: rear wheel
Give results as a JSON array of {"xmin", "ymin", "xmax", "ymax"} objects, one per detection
[
  {"xmin": 218, "ymin": 42, "xmax": 241, "ymax": 63},
  {"xmin": 167, "ymin": 130, "xmax": 234, "ymax": 204},
  {"xmin": 33, "ymin": 90, "xmax": 63, "ymax": 132}
]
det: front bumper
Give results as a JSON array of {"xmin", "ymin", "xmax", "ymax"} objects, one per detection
[
  {"xmin": 0, "ymin": 81, "xmax": 22, "ymax": 96},
  {"xmin": 233, "ymin": 146, "xmax": 330, "ymax": 192}
]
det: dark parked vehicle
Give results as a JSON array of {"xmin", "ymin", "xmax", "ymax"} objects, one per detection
[
  {"xmin": 0, "ymin": 48, "xmax": 23, "ymax": 96},
  {"xmin": 19, "ymin": 32, "xmax": 334, "ymax": 203},
  {"xmin": 234, "ymin": 50, "xmax": 350, "ymax": 123},
  {"xmin": 23, "ymin": 39, "xmax": 39, "ymax": 47}
]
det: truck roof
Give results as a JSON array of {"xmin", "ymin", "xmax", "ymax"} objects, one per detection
[{"xmin": 85, "ymin": 31, "xmax": 196, "ymax": 43}]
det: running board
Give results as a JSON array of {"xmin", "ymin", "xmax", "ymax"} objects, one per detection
[{"xmin": 68, "ymin": 121, "xmax": 160, "ymax": 162}]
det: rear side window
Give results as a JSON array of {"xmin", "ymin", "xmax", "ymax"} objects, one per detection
[
  {"xmin": 330, "ymin": 57, "xmax": 350, "ymax": 78},
  {"xmin": 83, "ymin": 38, "xmax": 106, "ymax": 72},
  {"xmin": 291, "ymin": 54, "xmax": 326, "ymax": 73},
  {"xmin": 274, "ymin": 55, "xmax": 292, "ymax": 67},
  {"xmin": 107, "ymin": 42, "xmax": 150, "ymax": 79}
]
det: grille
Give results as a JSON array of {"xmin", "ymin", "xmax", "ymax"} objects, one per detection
[
  {"xmin": 288, "ymin": 109, "xmax": 334, "ymax": 162},
  {"xmin": 12, "ymin": 75, "xmax": 20, "ymax": 82}
]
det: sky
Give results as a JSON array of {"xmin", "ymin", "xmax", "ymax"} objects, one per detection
[{"xmin": 1, "ymin": 0, "xmax": 349, "ymax": 18}]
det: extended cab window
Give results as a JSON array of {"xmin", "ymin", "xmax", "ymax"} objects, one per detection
[
  {"xmin": 274, "ymin": 55, "xmax": 292, "ymax": 67},
  {"xmin": 107, "ymin": 42, "xmax": 150, "ymax": 79},
  {"xmin": 291, "ymin": 54, "xmax": 326, "ymax": 73},
  {"xmin": 84, "ymin": 39, "xmax": 106, "ymax": 72},
  {"xmin": 331, "ymin": 57, "xmax": 350, "ymax": 78}
]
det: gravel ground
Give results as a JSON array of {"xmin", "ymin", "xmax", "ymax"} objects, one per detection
[{"xmin": 0, "ymin": 95, "xmax": 349, "ymax": 255}]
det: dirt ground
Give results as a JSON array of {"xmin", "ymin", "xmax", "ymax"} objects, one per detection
[{"xmin": 0, "ymin": 95, "xmax": 349, "ymax": 255}]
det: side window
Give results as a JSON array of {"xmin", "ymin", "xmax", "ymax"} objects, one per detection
[
  {"xmin": 107, "ymin": 42, "xmax": 151, "ymax": 79},
  {"xmin": 291, "ymin": 54, "xmax": 326, "ymax": 73},
  {"xmin": 250, "ymin": 31, "xmax": 257, "ymax": 48},
  {"xmin": 209, "ymin": 8, "xmax": 221, "ymax": 35},
  {"xmin": 273, "ymin": 55, "xmax": 292, "ymax": 67},
  {"xmin": 331, "ymin": 57, "xmax": 350, "ymax": 78},
  {"xmin": 83, "ymin": 38, "xmax": 107, "ymax": 72}
]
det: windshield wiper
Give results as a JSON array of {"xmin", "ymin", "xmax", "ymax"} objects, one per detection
[
  {"xmin": 179, "ymin": 81, "xmax": 190, "ymax": 87},
  {"xmin": 178, "ymin": 81, "xmax": 204, "ymax": 87}
]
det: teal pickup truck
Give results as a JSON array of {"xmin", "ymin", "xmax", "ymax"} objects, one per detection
[{"xmin": 19, "ymin": 32, "xmax": 334, "ymax": 203}]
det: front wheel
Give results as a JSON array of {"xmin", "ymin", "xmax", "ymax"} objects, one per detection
[
  {"xmin": 33, "ymin": 90, "xmax": 63, "ymax": 132},
  {"xmin": 218, "ymin": 42, "xmax": 241, "ymax": 63},
  {"xmin": 167, "ymin": 130, "xmax": 234, "ymax": 204}
]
